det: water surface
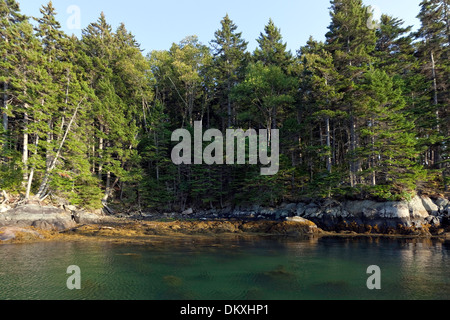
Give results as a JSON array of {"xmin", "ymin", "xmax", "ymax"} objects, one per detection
[{"xmin": 0, "ymin": 236, "xmax": 449, "ymax": 300}]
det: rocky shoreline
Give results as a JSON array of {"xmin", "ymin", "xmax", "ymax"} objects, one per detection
[{"xmin": 0, "ymin": 194, "xmax": 449, "ymax": 243}]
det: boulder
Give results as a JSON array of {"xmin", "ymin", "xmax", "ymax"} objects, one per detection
[
  {"xmin": 382, "ymin": 201, "xmax": 410, "ymax": 219},
  {"xmin": 299, "ymin": 195, "xmax": 437, "ymax": 231},
  {"xmin": 421, "ymin": 196, "xmax": 439, "ymax": 216},
  {"xmin": 275, "ymin": 209, "xmax": 289, "ymax": 220},
  {"xmin": 284, "ymin": 203, "xmax": 297, "ymax": 212},
  {"xmin": 0, "ymin": 204, "xmax": 77, "ymax": 231},
  {"xmin": 408, "ymin": 196, "xmax": 430, "ymax": 218},
  {"xmin": 303, "ymin": 203, "xmax": 321, "ymax": 219},
  {"xmin": 296, "ymin": 203, "xmax": 306, "ymax": 216},
  {"xmin": 434, "ymin": 198, "xmax": 449, "ymax": 213},
  {"xmin": 182, "ymin": 208, "xmax": 193, "ymax": 215},
  {"xmin": 0, "ymin": 204, "xmax": 10, "ymax": 214}
]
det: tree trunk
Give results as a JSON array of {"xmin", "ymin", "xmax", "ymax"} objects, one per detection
[
  {"xmin": 2, "ymin": 82, "xmax": 7, "ymax": 133},
  {"xmin": 22, "ymin": 111, "xmax": 29, "ymax": 184},
  {"xmin": 35, "ymin": 97, "xmax": 84, "ymax": 200},
  {"xmin": 46, "ymin": 119, "xmax": 53, "ymax": 169},
  {"xmin": 430, "ymin": 51, "xmax": 441, "ymax": 168},
  {"xmin": 98, "ymin": 124, "xmax": 104, "ymax": 179},
  {"xmin": 349, "ymin": 115, "xmax": 357, "ymax": 187},
  {"xmin": 227, "ymin": 78, "xmax": 232, "ymax": 128},
  {"xmin": 25, "ymin": 134, "xmax": 39, "ymax": 200},
  {"xmin": 325, "ymin": 116, "xmax": 332, "ymax": 174}
]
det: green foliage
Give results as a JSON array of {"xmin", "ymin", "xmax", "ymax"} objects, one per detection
[{"xmin": 0, "ymin": 1, "xmax": 448, "ymax": 213}]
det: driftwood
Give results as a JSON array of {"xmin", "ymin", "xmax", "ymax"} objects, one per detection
[{"xmin": 101, "ymin": 201, "xmax": 115, "ymax": 215}]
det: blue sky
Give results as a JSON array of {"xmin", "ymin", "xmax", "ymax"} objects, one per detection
[{"xmin": 18, "ymin": 0, "xmax": 422, "ymax": 55}]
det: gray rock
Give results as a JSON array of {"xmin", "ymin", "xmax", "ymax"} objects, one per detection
[
  {"xmin": 296, "ymin": 203, "xmax": 306, "ymax": 216},
  {"xmin": 74, "ymin": 211, "xmax": 102, "ymax": 224},
  {"xmin": 0, "ymin": 204, "xmax": 78, "ymax": 231},
  {"xmin": 31, "ymin": 220, "xmax": 55, "ymax": 231},
  {"xmin": 434, "ymin": 198, "xmax": 449, "ymax": 213},
  {"xmin": 408, "ymin": 196, "xmax": 430, "ymax": 218},
  {"xmin": 344, "ymin": 200, "xmax": 379, "ymax": 216},
  {"xmin": 382, "ymin": 201, "xmax": 410, "ymax": 219},
  {"xmin": 260, "ymin": 208, "xmax": 276, "ymax": 216},
  {"xmin": 0, "ymin": 205, "xmax": 10, "ymax": 214},
  {"xmin": 284, "ymin": 203, "xmax": 297, "ymax": 212},
  {"xmin": 304, "ymin": 204, "xmax": 321, "ymax": 219},
  {"xmin": 425, "ymin": 215, "xmax": 440, "ymax": 227},
  {"xmin": 275, "ymin": 209, "xmax": 289, "ymax": 220},
  {"xmin": 421, "ymin": 196, "xmax": 439, "ymax": 216},
  {"xmin": 182, "ymin": 208, "xmax": 193, "ymax": 215},
  {"xmin": 221, "ymin": 206, "xmax": 232, "ymax": 215},
  {"xmin": 324, "ymin": 206, "xmax": 345, "ymax": 218}
]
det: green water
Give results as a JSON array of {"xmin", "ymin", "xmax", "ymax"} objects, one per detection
[{"xmin": 0, "ymin": 236, "xmax": 449, "ymax": 300}]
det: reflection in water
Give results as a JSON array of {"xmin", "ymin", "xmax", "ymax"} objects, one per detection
[{"xmin": 0, "ymin": 237, "xmax": 449, "ymax": 300}]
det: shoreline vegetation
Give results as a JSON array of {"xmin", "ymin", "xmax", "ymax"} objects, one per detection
[
  {"xmin": 0, "ymin": 0, "xmax": 449, "ymax": 218},
  {"xmin": 1, "ymin": 0, "xmax": 449, "ymax": 245}
]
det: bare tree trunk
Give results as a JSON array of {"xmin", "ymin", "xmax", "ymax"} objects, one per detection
[
  {"xmin": 325, "ymin": 116, "xmax": 332, "ymax": 174},
  {"xmin": 25, "ymin": 134, "xmax": 39, "ymax": 200},
  {"xmin": 35, "ymin": 97, "xmax": 85, "ymax": 200},
  {"xmin": 98, "ymin": 124, "xmax": 104, "ymax": 179},
  {"xmin": 22, "ymin": 111, "xmax": 29, "ymax": 184},
  {"xmin": 430, "ymin": 51, "xmax": 441, "ymax": 168},
  {"xmin": 227, "ymin": 79, "xmax": 232, "ymax": 128},
  {"xmin": 46, "ymin": 119, "xmax": 53, "ymax": 169},
  {"xmin": 349, "ymin": 115, "xmax": 357, "ymax": 187},
  {"xmin": 371, "ymin": 119, "xmax": 376, "ymax": 186},
  {"xmin": 2, "ymin": 82, "xmax": 7, "ymax": 133}
]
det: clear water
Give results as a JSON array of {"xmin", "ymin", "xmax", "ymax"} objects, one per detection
[{"xmin": 0, "ymin": 236, "xmax": 449, "ymax": 300}]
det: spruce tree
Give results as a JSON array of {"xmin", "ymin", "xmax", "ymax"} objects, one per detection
[
  {"xmin": 210, "ymin": 14, "xmax": 249, "ymax": 129},
  {"xmin": 325, "ymin": 0, "xmax": 377, "ymax": 188},
  {"xmin": 415, "ymin": 0, "xmax": 449, "ymax": 188},
  {"xmin": 254, "ymin": 19, "xmax": 292, "ymax": 72}
]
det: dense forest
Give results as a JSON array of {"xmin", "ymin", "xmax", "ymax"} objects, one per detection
[{"xmin": 0, "ymin": 0, "xmax": 448, "ymax": 212}]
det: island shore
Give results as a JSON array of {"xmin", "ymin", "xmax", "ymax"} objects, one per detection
[
  {"xmin": 1, "ymin": 215, "xmax": 450, "ymax": 245},
  {"xmin": 1, "ymin": 193, "xmax": 449, "ymax": 244}
]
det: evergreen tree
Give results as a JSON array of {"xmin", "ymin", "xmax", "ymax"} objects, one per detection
[
  {"xmin": 415, "ymin": 0, "xmax": 449, "ymax": 188},
  {"xmin": 325, "ymin": 0, "xmax": 377, "ymax": 188},
  {"xmin": 296, "ymin": 38, "xmax": 345, "ymax": 197},
  {"xmin": 210, "ymin": 14, "xmax": 249, "ymax": 129},
  {"xmin": 254, "ymin": 19, "xmax": 292, "ymax": 72},
  {"xmin": 358, "ymin": 69, "xmax": 423, "ymax": 199}
]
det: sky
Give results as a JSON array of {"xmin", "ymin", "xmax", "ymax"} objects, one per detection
[{"xmin": 17, "ymin": 0, "xmax": 423, "ymax": 55}]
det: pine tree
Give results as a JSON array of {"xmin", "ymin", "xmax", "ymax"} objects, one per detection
[
  {"xmin": 0, "ymin": 0, "xmax": 25, "ymax": 140},
  {"xmin": 415, "ymin": 0, "xmax": 449, "ymax": 188},
  {"xmin": 296, "ymin": 38, "xmax": 345, "ymax": 197},
  {"xmin": 358, "ymin": 69, "xmax": 423, "ymax": 199},
  {"xmin": 374, "ymin": 15, "xmax": 415, "ymax": 76},
  {"xmin": 254, "ymin": 19, "xmax": 292, "ymax": 72},
  {"xmin": 210, "ymin": 14, "xmax": 249, "ymax": 129},
  {"xmin": 325, "ymin": 0, "xmax": 377, "ymax": 188}
]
